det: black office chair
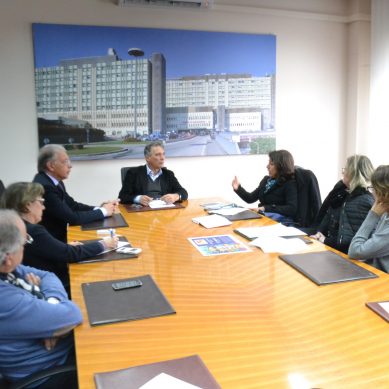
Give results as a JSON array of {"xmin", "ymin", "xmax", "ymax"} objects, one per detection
[
  {"xmin": 294, "ymin": 167, "xmax": 322, "ymax": 228},
  {"xmin": 0, "ymin": 180, "xmax": 5, "ymax": 198},
  {"xmin": 120, "ymin": 166, "xmax": 135, "ymax": 184},
  {"xmin": 0, "ymin": 365, "xmax": 76, "ymax": 389}
]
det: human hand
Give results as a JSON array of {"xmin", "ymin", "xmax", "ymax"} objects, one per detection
[
  {"xmin": 310, "ymin": 231, "xmax": 325, "ymax": 243},
  {"xmin": 25, "ymin": 273, "xmax": 41, "ymax": 287},
  {"xmin": 69, "ymin": 241, "xmax": 83, "ymax": 246},
  {"xmin": 232, "ymin": 176, "xmax": 240, "ymax": 191},
  {"xmin": 102, "ymin": 236, "xmax": 119, "ymax": 250},
  {"xmin": 43, "ymin": 337, "xmax": 59, "ymax": 351},
  {"xmin": 372, "ymin": 200, "xmax": 387, "ymax": 216},
  {"xmin": 102, "ymin": 202, "xmax": 115, "ymax": 216},
  {"xmin": 140, "ymin": 195, "xmax": 153, "ymax": 206},
  {"xmin": 161, "ymin": 193, "xmax": 179, "ymax": 204}
]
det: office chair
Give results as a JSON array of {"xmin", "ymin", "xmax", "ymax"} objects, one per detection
[
  {"xmin": 0, "ymin": 180, "xmax": 5, "ymax": 198},
  {"xmin": 0, "ymin": 365, "xmax": 76, "ymax": 389},
  {"xmin": 120, "ymin": 166, "xmax": 136, "ymax": 184}
]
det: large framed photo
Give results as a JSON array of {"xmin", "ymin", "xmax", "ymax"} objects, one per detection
[{"xmin": 33, "ymin": 24, "xmax": 276, "ymax": 160}]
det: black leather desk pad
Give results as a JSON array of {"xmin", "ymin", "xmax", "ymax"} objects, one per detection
[
  {"xmin": 279, "ymin": 251, "xmax": 378, "ymax": 285},
  {"xmin": 82, "ymin": 274, "xmax": 175, "ymax": 326},
  {"xmin": 81, "ymin": 213, "xmax": 128, "ymax": 230}
]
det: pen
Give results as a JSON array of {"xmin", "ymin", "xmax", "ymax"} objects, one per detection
[{"xmin": 109, "ymin": 228, "xmax": 115, "ymax": 239}]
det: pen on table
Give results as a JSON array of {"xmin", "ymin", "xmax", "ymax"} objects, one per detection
[{"xmin": 109, "ymin": 228, "xmax": 115, "ymax": 239}]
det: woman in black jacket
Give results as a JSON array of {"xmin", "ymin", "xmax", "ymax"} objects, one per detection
[
  {"xmin": 311, "ymin": 155, "xmax": 374, "ymax": 254},
  {"xmin": 232, "ymin": 149, "xmax": 298, "ymax": 222},
  {"xmin": 1, "ymin": 182, "xmax": 118, "ymax": 291}
]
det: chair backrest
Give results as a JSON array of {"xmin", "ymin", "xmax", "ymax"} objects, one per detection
[
  {"xmin": 294, "ymin": 167, "xmax": 322, "ymax": 227},
  {"xmin": 120, "ymin": 167, "xmax": 135, "ymax": 185},
  {"xmin": 0, "ymin": 180, "xmax": 5, "ymax": 198}
]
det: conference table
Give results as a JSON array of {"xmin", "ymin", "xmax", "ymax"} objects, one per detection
[{"xmin": 69, "ymin": 199, "xmax": 389, "ymax": 389}]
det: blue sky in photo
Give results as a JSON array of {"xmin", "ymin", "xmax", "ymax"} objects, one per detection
[{"xmin": 32, "ymin": 23, "xmax": 276, "ymax": 78}]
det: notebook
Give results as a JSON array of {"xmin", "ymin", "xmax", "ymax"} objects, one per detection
[
  {"xmin": 82, "ymin": 274, "xmax": 175, "ymax": 326},
  {"xmin": 192, "ymin": 214, "xmax": 232, "ymax": 228},
  {"xmin": 279, "ymin": 251, "xmax": 378, "ymax": 285},
  {"xmin": 81, "ymin": 213, "xmax": 128, "ymax": 230},
  {"xmin": 94, "ymin": 355, "xmax": 221, "ymax": 389}
]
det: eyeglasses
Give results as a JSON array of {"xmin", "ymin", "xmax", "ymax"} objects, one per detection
[
  {"xmin": 25, "ymin": 234, "xmax": 34, "ymax": 245},
  {"xmin": 34, "ymin": 198, "xmax": 45, "ymax": 205},
  {"xmin": 56, "ymin": 158, "xmax": 72, "ymax": 167}
]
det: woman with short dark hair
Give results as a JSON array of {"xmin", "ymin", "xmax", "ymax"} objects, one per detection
[{"xmin": 232, "ymin": 149, "xmax": 298, "ymax": 222}]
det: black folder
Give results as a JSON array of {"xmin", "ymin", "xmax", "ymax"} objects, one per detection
[
  {"xmin": 279, "ymin": 251, "xmax": 378, "ymax": 285},
  {"xmin": 223, "ymin": 209, "xmax": 262, "ymax": 221},
  {"xmin": 94, "ymin": 355, "xmax": 221, "ymax": 389},
  {"xmin": 81, "ymin": 213, "xmax": 128, "ymax": 230},
  {"xmin": 77, "ymin": 237, "xmax": 137, "ymax": 263},
  {"xmin": 82, "ymin": 274, "xmax": 175, "ymax": 326}
]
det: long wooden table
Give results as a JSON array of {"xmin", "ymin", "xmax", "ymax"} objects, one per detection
[{"xmin": 69, "ymin": 199, "xmax": 389, "ymax": 389}]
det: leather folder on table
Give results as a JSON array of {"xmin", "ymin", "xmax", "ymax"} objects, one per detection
[
  {"xmin": 123, "ymin": 203, "xmax": 185, "ymax": 213},
  {"xmin": 81, "ymin": 213, "xmax": 128, "ymax": 230},
  {"xmin": 94, "ymin": 355, "xmax": 221, "ymax": 389},
  {"xmin": 77, "ymin": 237, "xmax": 137, "ymax": 263},
  {"xmin": 279, "ymin": 250, "xmax": 378, "ymax": 285},
  {"xmin": 223, "ymin": 209, "xmax": 262, "ymax": 221},
  {"xmin": 82, "ymin": 274, "xmax": 175, "ymax": 326},
  {"xmin": 366, "ymin": 301, "xmax": 389, "ymax": 323}
]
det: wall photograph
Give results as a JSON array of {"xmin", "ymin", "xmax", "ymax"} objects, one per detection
[{"xmin": 33, "ymin": 23, "xmax": 276, "ymax": 160}]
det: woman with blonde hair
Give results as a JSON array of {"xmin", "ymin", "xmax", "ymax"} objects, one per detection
[
  {"xmin": 311, "ymin": 155, "xmax": 374, "ymax": 253},
  {"xmin": 349, "ymin": 165, "xmax": 389, "ymax": 272}
]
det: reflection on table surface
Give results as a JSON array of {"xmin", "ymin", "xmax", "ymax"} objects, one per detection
[{"xmin": 69, "ymin": 198, "xmax": 389, "ymax": 389}]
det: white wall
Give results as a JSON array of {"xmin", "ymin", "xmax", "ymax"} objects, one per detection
[{"xmin": 0, "ymin": 0, "xmax": 371, "ymax": 205}]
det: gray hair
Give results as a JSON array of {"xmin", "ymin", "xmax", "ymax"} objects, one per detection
[
  {"xmin": 37, "ymin": 144, "xmax": 67, "ymax": 172},
  {"xmin": 144, "ymin": 141, "xmax": 164, "ymax": 158},
  {"xmin": 0, "ymin": 210, "xmax": 24, "ymax": 265}
]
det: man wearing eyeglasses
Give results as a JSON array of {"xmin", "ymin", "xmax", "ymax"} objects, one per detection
[
  {"xmin": 0, "ymin": 210, "xmax": 82, "ymax": 388},
  {"xmin": 33, "ymin": 144, "xmax": 119, "ymax": 242}
]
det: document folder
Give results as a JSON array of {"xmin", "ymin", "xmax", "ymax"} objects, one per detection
[
  {"xmin": 81, "ymin": 213, "xmax": 128, "ymax": 230},
  {"xmin": 82, "ymin": 274, "xmax": 175, "ymax": 326},
  {"xmin": 77, "ymin": 237, "xmax": 137, "ymax": 263},
  {"xmin": 366, "ymin": 301, "xmax": 389, "ymax": 323},
  {"xmin": 224, "ymin": 209, "xmax": 262, "ymax": 221},
  {"xmin": 94, "ymin": 355, "xmax": 221, "ymax": 389},
  {"xmin": 279, "ymin": 251, "xmax": 378, "ymax": 285}
]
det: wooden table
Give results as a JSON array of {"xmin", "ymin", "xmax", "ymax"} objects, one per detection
[{"xmin": 69, "ymin": 198, "xmax": 389, "ymax": 389}]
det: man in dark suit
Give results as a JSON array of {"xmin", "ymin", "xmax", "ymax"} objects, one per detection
[
  {"xmin": 118, "ymin": 141, "xmax": 188, "ymax": 205},
  {"xmin": 33, "ymin": 144, "xmax": 118, "ymax": 242}
]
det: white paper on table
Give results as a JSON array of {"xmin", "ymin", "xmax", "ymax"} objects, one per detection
[
  {"xmin": 236, "ymin": 224, "xmax": 306, "ymax": 239},
  {"xmin": 100, "ymin": 240, "xmax": 130, "ymax": 254},
  {"xmin": 209, "ymin": 207, "xmax": 248, "ymax": 216},
  {"xmin": 378, "ymin": 302, "xmax": 389, "ymax": 313},
  {"xmin": 192, "ymin": 214, "xmax": 232, "ymax": 228},
  {"xmin": 139, "ymin": 373, "xmax": 203, "ymax": 389},
  {"xmin": 250, "ymin": 236, "xmax": 309, "ymax": 254},
  {"xmin": 148, "ymin": 199, "xmax": 175, "ymax": 208}
]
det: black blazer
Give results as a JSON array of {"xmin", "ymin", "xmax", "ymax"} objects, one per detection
[
  {"xmin": 235, "ymin": 176, "xmax": 298, "ymax": 218},
  {"xmin": 23, "ymin": 221, "xmax": 102, "ymax": 289},
  {"xmin": 33, "ymin": 172, "xmax": 104, "ymax": 242},
  {"xmin": 118, "ymin": 165, "xmax": 188, "ymax": 204}
]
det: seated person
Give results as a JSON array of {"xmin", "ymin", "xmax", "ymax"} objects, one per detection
[
  {"xmin": 232, "ymin": 149, "xmax": 298, "ymax": 223},
  {"xmin": 0, "ymin": 210, "xmax": 82, "ymax": 388},
  {"xmin": 33, "ymin": 144, "xmax": 119, "ymax": 242},
  {"xmin": 348, "ymin": 165, "xmax": 389, "ymax": 272},
  {"xmin": 311, "ymin": 155, "xmax": 374, "ymax": 254},
  {"xmin": 1, "ymin": 182, "xmax": 118, "ymax": 291},
  {"xmin": 118, "ymin": 141, "xmax": 188, "ymax": 206}
]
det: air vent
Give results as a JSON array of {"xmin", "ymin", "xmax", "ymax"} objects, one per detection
[{"xmin": 117, "ymin": 0, "xmax": 213, "ymax": 9}]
